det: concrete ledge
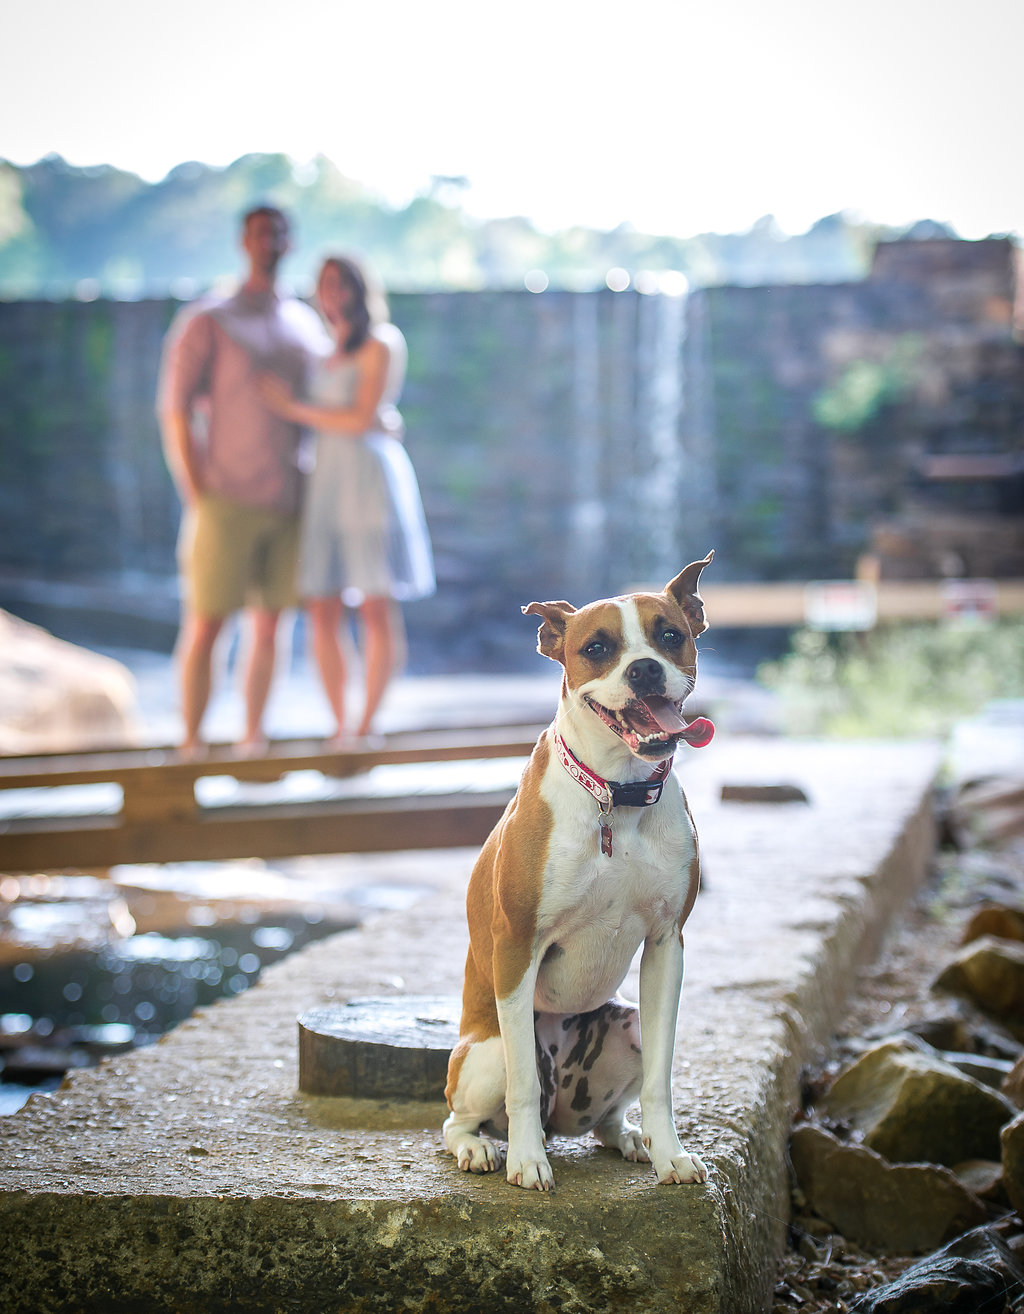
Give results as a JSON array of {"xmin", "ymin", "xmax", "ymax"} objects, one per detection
[{"xmin": 0, "ymin": 738, "xmax": 941, "ymax": 1313}]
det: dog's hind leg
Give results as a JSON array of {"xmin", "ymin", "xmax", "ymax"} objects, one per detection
[
  {"xmin": 443, "ymin": 1035, "xmax": 507, "ymax": 1174},
  {"xmin": 593, "ymin": 1091, "xmax": 649, "ymax": 1162},
  {"xmin": 540, "ymin": 1000, "xmax": 649, "ymax": 1161},
  {"xmin": 590, "ymin": 1005, "xmax": 649, "ymax": 1162}
]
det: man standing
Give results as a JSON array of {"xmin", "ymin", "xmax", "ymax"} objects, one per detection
[{"xmin": 158, "ymin": 206, "xmax": 327, "ymax": 752}]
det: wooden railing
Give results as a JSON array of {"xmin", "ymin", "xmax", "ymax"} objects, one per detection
[{"xmin": 0, "ymin": 724, "xmax": 547, "ymax": 872}]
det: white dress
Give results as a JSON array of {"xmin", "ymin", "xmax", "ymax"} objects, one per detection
[{"xmin": 298, "ymin": 326, "xmax": 435, "ymax": 603}]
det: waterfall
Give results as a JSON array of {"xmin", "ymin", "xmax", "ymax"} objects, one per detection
[
  {"xmin": 569, "ymin": 293, "xmax": 606, "ymax": 599},
  {"xmin": 637, "ymin": 286, "xmax": 689, "ymax": 582}
]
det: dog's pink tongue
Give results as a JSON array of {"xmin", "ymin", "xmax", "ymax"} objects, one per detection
[
  {"xmin": 640, "ymin": 697, "xmax": 715, "ymax": 748},
  {"xmin": 678, "ymin": 716, "xmax": 715, "ymax": 748},
  {"xmin": 641, "ymin": 695, "xmax": 689, "ymax": 733}
]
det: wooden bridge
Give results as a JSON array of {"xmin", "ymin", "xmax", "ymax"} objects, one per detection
[
  {"xmin": 0, "ymin": 724, "xmax": 547, "ymax": 874},
  {"xmin": 698, "ymin": 578, "xmax": 1024, "ymax": 626},
  {"xmin": 5, "ymin": 576, "xmax": 1022, "ymax": 875}
]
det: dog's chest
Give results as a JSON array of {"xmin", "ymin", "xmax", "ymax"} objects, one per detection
[
  {"xmin": 539, "ymin": 829, "xmax": 689, "ymax": 936},
  {"xmin": 533, "ymin": 847, "xmax": 683, "ymax": 1012},
  {"xmin": 538, "ymin": 749, "xmax": 695, "ymax": 911},
  {"xmin": 530, "ymin": 759, "xmax": 695, "ymax": 1012}
]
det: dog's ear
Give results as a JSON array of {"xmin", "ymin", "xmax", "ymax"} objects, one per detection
[
  {"xmin": 522, "ymin": 600, "xmax": 576, "ymax": 663},
  {"xmin": 664, "ymin": 550, "xmax": 714, "ymax": 636}
]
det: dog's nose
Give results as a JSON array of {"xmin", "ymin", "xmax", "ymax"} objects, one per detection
[{"xmin": 626, "ymin": 658, "xmax": 664, "ymax": 691}]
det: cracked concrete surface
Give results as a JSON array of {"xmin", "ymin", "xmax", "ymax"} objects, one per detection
[{"xmin": 0, "ymin": 737, "xmax": 941, "ymax": 1313}]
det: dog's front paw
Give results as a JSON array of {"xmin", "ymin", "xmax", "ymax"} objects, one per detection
[
  {"xmin": 656, "ymin": 1150, "xmax": 707, "ymax": 1185},
  {"xmin": 618, "ymin": 1128, "xmax": 652, "ymax": 1163},
  {"xmin": 507, "ymin": 1155, "xmax": 555, "ymax": 1191},
  {"xmin": 596, "ymin": 1121, "xmax": 651, "ymax": 1163}
]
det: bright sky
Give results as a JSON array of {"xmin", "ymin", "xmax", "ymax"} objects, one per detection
[{"xmin": 3, "ymin": 0, "xmax": 1021, "ymax": 239}]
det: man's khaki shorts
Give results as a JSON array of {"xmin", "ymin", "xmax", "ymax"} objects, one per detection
[{"xmin": 179, "ymin": 492, "xmax": 300, "ymax": 618}]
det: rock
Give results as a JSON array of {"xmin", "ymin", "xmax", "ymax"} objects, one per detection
[
  {"xmin": 939, "ymin": 1050, "xmax": 1015, "ymax": 1089},
  {"xmin": 0, "ymin": 610, "xmax": 140, "ymax": 752},
  {"xmin": 820, "ymin": 1037, "xmax": 1015, "ymax": 1166},
  {"xmin": 1000, "ymin": 1109, "xmax": 1024, "ymax": 1213},
  {"xmin": 789, "ymin": 1124, "xmax": 986, "ymax": 1254},
  {"xmin": 950, "ymin": 1158, "xmax": 1004, "ymax": 1201},
  {"xmin": 850, "ymin": 1255, "xmax": 1008, "ymax": 1312},
  {"xmin": 952, "ymin": 778, "xmax": 1024, "ymax": 848},
  {"xmin": 719, "ymin": 782, "xmax": 810, "ymax": 803},
  {"xmin": 1003, "ymin": 1052, "xmax": 1024, "ymax": 1108},
  {"xmin": 961, "ymin": 903, "xmax": 1024, "ymax": 946},
  {"xmin": 935, "ymin": 934, "xmax": 1024, "ymax": 1030},
  {"xmin": 850, "ymin": 1222, "xmax": 1024, "ymax": 1312},
  {"xmin": 907, "ymin": 1008, "xmax": 1023, "ymax": 1062},
  {"xmin": 904, "ymin": 1011, "xmax": 976, "ymax": 1054},
  {"xmin": 0, "ymin": 1045, "xmax": 93, "ymax": 1082}
]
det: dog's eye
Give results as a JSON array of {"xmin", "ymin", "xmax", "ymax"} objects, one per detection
[
  {"xmin": 660, "ymin": 629, "xmax": 684, "ymax": 649},
  {"xmin": 583, "ymin": 640, "xmax": 609, "ymax": 659}
]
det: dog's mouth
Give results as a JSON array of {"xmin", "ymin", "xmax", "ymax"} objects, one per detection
[{"xmin": 584, "ymin": 695, "xmax": 715, "ymax": 757}]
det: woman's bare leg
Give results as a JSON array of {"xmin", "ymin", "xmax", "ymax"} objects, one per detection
[
  {"xmin": 356, "ymin": 595, "xmax": 396, "ymax": 737},
  {"xmin": 307, "ymin": 596, "xmax": 348, "ymax": 739}
]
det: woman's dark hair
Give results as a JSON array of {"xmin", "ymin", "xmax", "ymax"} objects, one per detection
[{"xmin": 320, "ymin": 255, "xmax": 389, "ymax": 353}]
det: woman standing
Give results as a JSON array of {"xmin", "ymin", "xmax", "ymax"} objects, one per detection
[{"xmin": 259, "ymin": 256, "xmax": 434, "ymax": 742}]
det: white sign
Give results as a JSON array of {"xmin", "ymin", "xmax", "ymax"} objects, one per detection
[
  {"xmin": 941, "ymin": 578, "xmax": 998, "ymax": 624},
  {"xmin": 804, "ymin": 581, "xmax": 877, "ymax": 631}
]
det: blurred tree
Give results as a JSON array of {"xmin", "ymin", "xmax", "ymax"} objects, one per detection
[{"xmin": 0, "ymin": 153, "xmax": 933, "ymax": 299}]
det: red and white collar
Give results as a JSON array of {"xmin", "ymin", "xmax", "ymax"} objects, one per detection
[{"xmin": 553, "ymin": 728, "xmax": 673, "ymax": 813}]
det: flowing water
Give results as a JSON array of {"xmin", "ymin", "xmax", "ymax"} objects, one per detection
[{"xmin": 0, "ymin": 643, "xmax": 559, "ymax": 1113}]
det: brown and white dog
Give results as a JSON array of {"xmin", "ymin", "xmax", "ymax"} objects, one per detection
[{"xmin": 443, "ymin": 552, "xmax": 715, "ymax": 1191}]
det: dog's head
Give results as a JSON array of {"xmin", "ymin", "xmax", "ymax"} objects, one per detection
[{"xmin": 523, "ymin": 551, "xmax": 713, "ymax": 762}]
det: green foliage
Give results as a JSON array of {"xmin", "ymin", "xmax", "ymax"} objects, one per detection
[
  {"xmin": 812, "ymin": 334, "xmax": 924, "ymax": 433},
  {"xmin": 0, "ymin": 155, "xmax": 893, "ymax": 298},
  {"xmin": 757, "ymin": 621, "xmax": 1024, "ymax": 737},
  {"xmin": 84, "ymin": 312, "xmax": 113, "ymax": 376}
]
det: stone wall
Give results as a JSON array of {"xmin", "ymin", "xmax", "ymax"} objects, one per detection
[
  {"xmin": 692, "ymin": 238, "xmax": 1024, "ymax": 581},
  {"xmin": 0, "ymin": 290, "xmax": 702, "ymax": 667},
  {"xmin": 0, "ymin": 239, "xmax": 1021, "ymax": 667}
]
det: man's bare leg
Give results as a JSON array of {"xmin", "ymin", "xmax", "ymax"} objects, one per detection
[
  {"xmin": 177, "ymin": 610, "xmax": 224, "ymax": 753},
  {"xmin": 241, "ymin": 606, "xmax": 280, "ymax": 751}
]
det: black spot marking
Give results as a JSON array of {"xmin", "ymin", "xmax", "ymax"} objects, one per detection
[
  {"xmin": 583, "ymin": 1015, "xmax": 610, "ymax": 1071},
  {"xmin": 535, "ymin": 1033, "xmax": 556, "ymax": 1127},
  {"xmin": 570, "ymin": 1077, "xmax": 592, "ymax": 1112},
  {"xmin": 565, "ymin": 1015, "xmax": 594, "ymax": 1069},
  {"xmin": 561, "ymin": 1073, "xmax": 572, "ymax": 1089}
]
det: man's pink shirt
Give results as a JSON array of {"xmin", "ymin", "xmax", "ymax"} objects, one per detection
[{"xmin": 159, "ymin": 287, "xmax": 328, "ymax": 515}]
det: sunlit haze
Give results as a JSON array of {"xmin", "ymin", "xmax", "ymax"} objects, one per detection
[{"xmin": 3, "ymin": 0, "xmax": 1021, "ymax": 239}]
